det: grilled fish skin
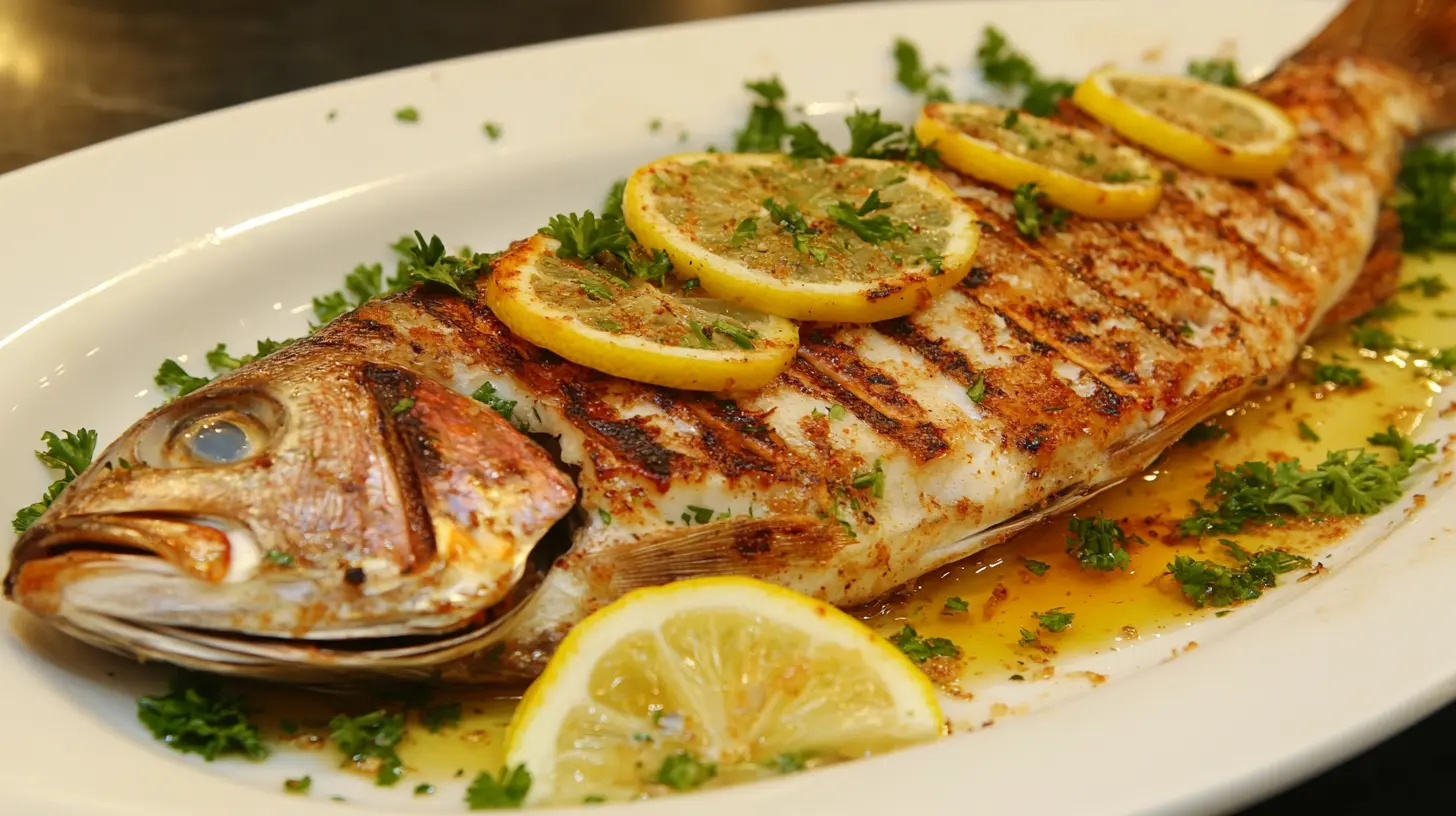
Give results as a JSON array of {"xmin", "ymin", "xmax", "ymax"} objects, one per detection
[{"xmin": 5, "ymin": 0, "xmax": 1454, "ymax": 683}]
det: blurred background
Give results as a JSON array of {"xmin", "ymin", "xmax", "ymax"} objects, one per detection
[{"xmin": 0, "ymin": 0, "xmax": 1451, "ymax": 811}]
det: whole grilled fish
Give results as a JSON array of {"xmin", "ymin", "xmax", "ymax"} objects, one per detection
[{"xmin": 5, "ymin": 0, "xmax": 1453, "ymax": 683}]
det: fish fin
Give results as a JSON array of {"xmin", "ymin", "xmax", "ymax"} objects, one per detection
[
  {"xmin": 574, "ymin": 515, "xmax": 847, "ymax": 594},
  {"xmin": 1290, "ymin": 0, "xmax": 1456, "ymax": 132}
]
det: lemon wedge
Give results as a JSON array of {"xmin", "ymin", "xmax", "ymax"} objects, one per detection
[
  {"xmin": 1072, "ymin": 69, "xmax": 1295, "ymax": 181},
  {"xmin": 483, "ymin": 234, "xmax": 798, "ymax": 392},
  {"xmin": 503, "ymin": 576, "xmax": 945, "ymax": 806},
  {"xmin": 914, "ymin": 101, "xmax": 1163, "ymax": 220},
  {"xmin": 623, "ymin": 153, "xmax": 980, "ymax": 323}
]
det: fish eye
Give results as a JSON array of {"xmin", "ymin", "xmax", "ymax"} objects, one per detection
[
  {"xmin": 159, "ymin": 408, "xmax": 274, "ymax": 468},
  {"xmin": 188, "ymin": 419, "xmax": 252, "ymax": 464}
]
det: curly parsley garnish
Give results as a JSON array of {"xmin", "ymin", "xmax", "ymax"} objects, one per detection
[
  {"xmin": 330, "ymin": 710, "xmax": 406, "ymax": 786},
  {"xmin": 12, "ymin": 428, "xmax": 98, "ymax": 533},
  {"xmin": 890, "ymin": 624, "xmax": 961, "ymax": 662},
  {"xmin": 1179, "ymin": 427, "xmax": 1435, "ymax": 536},
  {"xmin": 1187, "ymin": 58, "xmax": 1241, "ymax": 87},
  {"xmin": 465, "ymin": 764, "xmax": 531, "ymax": 809},
  {"xmin": 892, "ymin": 38, "xmax": 952, "ymax": 101},
  {"xmin": 1401, "ymin": 274, "xmax": 1451, "ymax": 298},
  {"xmin": 826, "ymin": 190, "xmax": 909, "ymax": 244},
  {"xmin": 1033, "ymin": 608, "xmax": 1074, "ymax": 633},
  {"xmin": 974, "ymin": 26, "xmax": 1074, "ymax": 116},
  {"xmin": 1168, "ymin": 540, "xmax": 1311, "ymax": 608},
  {"xmin": 137, "ymin": 672, "xmax": 269, "ymax": 761},
  {"xmin": 844, "ymin": 108, "xmax": 940, "ymax": 165},
  {"xmin": 787, "ymin": 122, "xmax": 837, "ymax": 159},
  {"xmin": 1010, "ymin": 182, "xmax": 1068, "ymax": 240},
  {"xmin": 735, "ymin": 75, "xmax": 790, "ymax": 153},
  {"xmin": 1391, "ymin": 146, "xmax": 1456, "ymax": 255},
  {"xmin": 1065, "ymin": 514, "xmax": 1132, "ymax": 571},
  {"xmin": 1311, "ymin": 362, "xmax": 1365, "ymax": 387}
]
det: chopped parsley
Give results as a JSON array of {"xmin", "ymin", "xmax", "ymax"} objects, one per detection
[
  {"xmin": 1167, "ymin": 540, "xmax": 1310, "ymax": 608},
  {"xmin": 598, "ymin": 508, "xmax": 612, "ymax": 526},
  {"xmin": 892, "ymin": 37, "xmax": 952, "ymax": 101},
  {"xmin": 284, "ymin": 776, "xmax": 312, "ymax": 794},
  {"xmin": 732, "ymin": 217, "xmax": 760, "ymax": 246},
  {"xmin": 263, "ymin": 549, "xmax": 294, "ymax": 567},
  {"xmin": 601, "ymin": 178, "xmax": 627, "ymax": 222},
  {"xmin": 843, "ymin": 108, "xmax": 939, "ymax": 165},
  {"xmin": 1428, "ymin": 347, "xmax": 1456, "ymax": 370},
  {"xmin": 13, "ymin": 428, "xmax": 98, "ymax": 533},
  {"xmin": 827, "ymin": 190, "xmax": 909, "ymax": 244},
  {"xmin": 136, "ymin": 673, "xmax": 269, "ymax": 761},
  {"xmin": 1401, "ymin": 275, "xmax": 1450, "ymax": 298},
  {"xmin": 421, "ymin": 702, "xmax": 462, "ymax": 733},
  {"xmin": 471, "ymin": 381, "xmax": 518, "ymax": 422},
  {"xmin": 1357, "ymin": 300, "xmax": 1416, "ymax": 322},
  {"xmin": 656, "ymin": 751, "xmax": 717, "ymax": 791},
  {"xmin": 736, "ymin": 75, "xmax": 790, "ymax": 153},
  {"xmin": 330, "ymin": 710, "xmax": 406, "ymax": 786},
  {"xmin": 1179, "ymin": 427, "xmax": 1435, "ymax": 536},
  {"xmin": 391, "ymin": 397, "xmax": 415, "ymax": 414},
  {"xmin": 943, "ymin": 596, "xmax": 970, "ymax": 613},
  {"xmin": 890, "ymin": 624, "xmax": 961, "ymax": 662},
  {"xmin": 1311, "ymin": 362, "xmax": 1365, "ymax": 387},
  {"xmin": 1010, "ymin": 182, "xmax": 1068, "ymax": 240},
  {"xmin": 763, "ymin": 197, "xmax": 819, "ymax": 254},
  {"xmin": 1017, "ymin": 628, "xmax": 1039, "ymax": 646},
  {"xmin": 1024, "ymin": 559, "xmax": 1050, "ymax": 576},
  {"xmin": 483, "ymin": 121, "xmax": 503, "ymax": 141},
  {"xmin": 1065, "ymin": 514, "xmax": 1132, "ymax": 572},
  {"xmin": 540, "ymin": 211, "xmax": 630, "ymax": 260},
  {"xmin": 974, "ymin": 26, "xmax": 1074, "ymax": 116},
  {"xmin": 682, "ymin": 505, "xmax": 716, "ymax": 525},
  {"xmin": 1297, "ymin": 420, "xmax": 1320, "ymax": 442},
  {"xmin": 465, "ymin": 764, "xmax": 531, "ymax": 809},
  {"xmin": 1391, "ymin": 145, "xmax": 1456, "ymax": 255},
  {"xmin": 155, "ymin": 359, "xmax": 211, "ymax": 398},
  {"xmin": 1350, "ymin": 324, "xmax": 1397, "ymax": 351},
  {"xmin": 415, "ymin": 784, "xmax": 436, "ymax": 796},
  {"xmin": 1187, "ymin": 58, "xmax": 1242, "ymax": 87},
  {"xmin": 1034, "ymin": 608, "xmax": 1074, "ymax": 633},
  {"xmin": 712, "ymin": 320, "xmax": 759, "ymax": 350},
  {"xmin": 398, "ymin": 231, "xmax": 493, "ymax": 296},
  {"xmin": 395, "ymin": 106, "xmax": 419, "ymax": 123},
  {"xmin": 966, "ymin": 375, "xmax": 987, "ymax": 403},
  {"xmin": 827, "ymin": 404, "xmax": 847, "ymax": 421},
  {"xmin": 786, "ymin": 122, "xmax": 838, "ymax": 159},
  {"xmin": 767, "ymin": 751, "xmax": 809, "ymax": 774}
]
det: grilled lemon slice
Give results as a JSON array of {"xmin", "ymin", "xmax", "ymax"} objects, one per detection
[
  {"xmin": 623, "ymin": 153, "xmax": 980, "ymax": 323},
  {"xmin": 914, "ymin": 101, "xmax": 1162, "ymax": 220},
  {"xmin": 484, "ymin": 234, "xmax": 798, "ymax": 392},
  {"xmin": 503, "ymin": 576, "xmax": 945, "ymax": 806},
  {"xmin": 1072, "ymin": 69, "xmax": 1295, "ymax": 181}
]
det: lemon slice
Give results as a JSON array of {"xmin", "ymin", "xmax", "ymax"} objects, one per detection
[
  {"xmin": 484, "ymin": 234, "xmax": 798, "ymax": 392},
  {"xmin": 1072, "ymin": 69, "xmax": 1295, "ymax": 181},
  {"xmin": 503, "ymin": 576, "xmax": 945, "ymax": 806},
  {"xmin": 914, "ymin": 101, "xmax": 1163, "ymax": 220},
  {"xmin": 623, "ymin": 153, "xmax": 980, "ymax": 323}
]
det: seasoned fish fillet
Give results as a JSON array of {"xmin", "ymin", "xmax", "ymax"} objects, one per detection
[{"xmin": 4, "ymin": 0, "xmax": 1453, "ymax": 682}]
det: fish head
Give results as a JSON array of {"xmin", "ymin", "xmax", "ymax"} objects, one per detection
[{"xmin": 3, "ymin": 344, "xmax": 577, "ymax": 680}]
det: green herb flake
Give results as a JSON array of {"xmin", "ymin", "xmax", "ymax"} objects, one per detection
[
  {"xmin": 465, "ymin": 764, "xmax": 531, "ymax": 809},
  {"xmin": 1034, "ymin": 607, "xmax": 1074, "ymax": 633},
  {"xmin": 13, "ymin": 428, "xmax": 99, "ymax": 533},
  {"xmin": 827, "ymin": 404, "xmax": 847, "ymax": 421},
  {"xmin": 415, "ymin": 784, "xmax": 436, "ymax": 796},
  {"xmin": 767, "ymin": 751, "xmax": 809, "ymax": 774},
  {"xmin": 598, "ymin": 508, "xmax": 612, "ymax": 526},
  {"xmin": 1024, "ymin": 559, "xmax": 1050, "ymax": 576},
  {"xmin": 483, "ymin": 121, "xmax": 503, "ymax": 141},
  {"xmin": 850, "ymin": 459, "xmax": 886, "ymax": 498},
  {"xmin": 1402, "ymin": 274, "xmax": 1450, "ymax": 298},
  {"xmin": 155, "ymin": 359, "xmax": 211, "ymax": 398},
  {"xmin": 264, "ymin": 549, "xmax": 294, "ymax": 567},
  {"xmin": 137, "ymin": 673, "xmax": 269, "ymax": 762},
  {"xmin": 395, "ymin": 106, "xmax": 419, "ymax": 123},
  {"xmin": 966, "ymin": 375, "xmax": 987, "ymax": 404},
  {"xmin": 787, "ymin": 122, "xmax": 838, "ymax": 159},
  {"xmin": 943, "ymin": 596, "xmax": 970, "ymax": 613},
  {"xmin": 1168, "ymin": 543, "xmax": 1311, "ymax": 608},
  {"xmin": 421, "ymin": 701, "xmax": 462, "ymax": 734},
  {"xmin": 1392, "ymin": 146, "xmax": 1456, "ymax": 255},
  {"xmin": 284, "ymin": 776, "xmax": 312, "ymax": 794},
  {"xmin": 471, "ymin": 381, "xmax": 518, "ymax": 422},
  {"xmin": 732, "ymin": 217, "xmax": 759, "ymax": 246},
  {"xmin": 391, "ymin": 397, "xmax": 415, "ymax": 414},
  {"xmin": 974, "ymin": 26, "xmax": 1074, "ymax": 116},
  {"xmin": 890, "ymin": 624, "xmax": 961, "ymax": 662},
  {"xmin": 1187, "ymin": 58, "xmax": 1242, "ymax": 87},
  {"xmin": 827, "ymin": 190, "xmax": 909, "ymax": 245},
  {"xmin": 1297, "ymin": 421, "xmax": 1320, "ymax": 442},
  {"xmin": 1065, "ymin": 515, "xmax": 1131, "ymax": 571},
  {"xmin": 329, "ymin": 710, "xmax": 406, "ymax": 786},
  {"xmin": 1010, "ymin": 182, "xmax": 1067, "ymax": 240},
  {"xmin": 1312, "ymin": 363, "xmax": 1365, "ymax": 387},
  {"xmin": 1350, "ymin": 324, "xmax": 1397, "ymax": 351},
  {"xmin": 892, "ymin": 37, "xmax": 952, "ymax": 101},
  {"xmin": 656, "ymin": 751, "xmax": 717, "ymax": 791},
  {"xmin": 736, "ymin": 75, "xmax": 790, "ymax": 153}
]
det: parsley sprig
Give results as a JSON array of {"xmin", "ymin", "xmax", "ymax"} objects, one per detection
[
  {"xmin": 465, "ymin": 764, "xmax": 531, "ymax": 809},
  {"xmin": 1168, "ymin": 540, "xmax": 1311, "ymax": 608},
  {"xmin": 892, "ymin": 37, "xmax": 952, "ymax": 101},
  {"xmin": 891, "ymin": 624, "xmax": 961, "ymax": 662},
  {"xmin": 1179, "ymin": 427, "xmax": 1435, "ymax": 537},
  {"xmin": 1065, "ymin": 514, "xmax": 1132, "ymax": 571},
  {"xmin": 1391, "ymin": 146, "xmax": 1456, "ymax": 255},
  {"xmin": 136, "ymin": 672, "xmax": 269, "ymax": 761},
  {"xmin": 974, "ymin": 26, "xmax": 1074, "ymax": 116},
  {"xmin": 735, "ymin": 75, "xmax": 790, "ymax": 153},
  {"xmin": 826, "ymin": 190, "xmax": 909, "ymax": 245},
  {"xmin": 1010, "ymin": 182, "xmax": 1068, "ymax": 240},
  {"xmin": 330, "ymin": 710, "xmax": 407, "ymax": 786},
  {"xmin": 1187, "ymin": 58, "xmax": 1242, "ymax": 87},
  {"xmin": 13, "ymin": 428, "xmax": 98, "ymax": 533}
]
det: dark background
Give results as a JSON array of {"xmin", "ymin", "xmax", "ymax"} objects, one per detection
[{"xmin": 0, "ymin": 0, "xmax": 1450, "ymax": 811}]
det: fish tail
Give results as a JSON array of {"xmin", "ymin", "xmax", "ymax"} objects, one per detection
[{"xmin": 1289, "ymin": 0, "xmax": 1456, "ymax": 132}]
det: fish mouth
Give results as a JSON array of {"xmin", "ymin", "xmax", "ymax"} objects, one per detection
[{"xmin": 4, "ymin": 513, "xmax": 257, "ymax": 605}]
